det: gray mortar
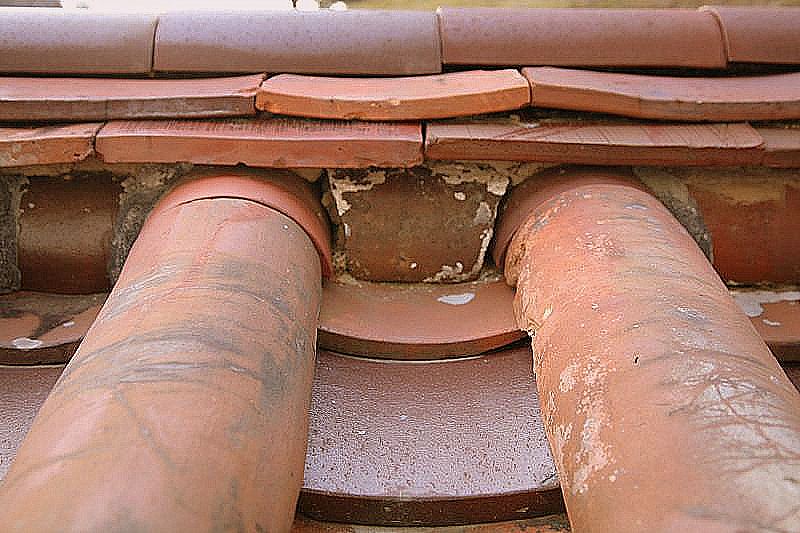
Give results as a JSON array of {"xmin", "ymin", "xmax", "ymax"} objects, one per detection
[
  {"xmin": 108, "ymin": 164, "xmax": 193, "ymax": 284},
  {"xmin": 0, "ymin": 175, "xmax": 25, "ymax": 293},
  {"xmin": 634, "ymin": 168, "xmax": 713, "ymax": 262}
]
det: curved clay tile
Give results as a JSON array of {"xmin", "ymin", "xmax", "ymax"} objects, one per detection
[
  {"xmin": 301, "ymin": 348, "xmax": 563, "ymax": 526},
  {"xmin": 257, "ymin": 70, "xmax": 529, "ymax": 121},
  {"xmin": 438, "ymin": 8, "xmax": 726, "ymax": 69},
  {"xmin": 702, "ymin": 6, "xmax": 800, "ymax": 64},
  {"xmin": 95, "ymin": 118, "xmax": 423, "ymax": 168},
  {"xmin": 0, "ymin": 75, "xmax": 263, "ymax": 122},
  {"xmin": 0, "ymin": 8, "xmax": 156, "ymax": 74},
  {"xmin": 154, "ymin": 10, "xmax": 441, "ymax": 75},
  {"xmin": 0, "ymin": 123, "xmax": 100, "ymax": 168},
  {"xmin": 318, "ymin": 278, "xmax": 524, "ymax": 359},
  {"xmin": 524, "ymin": 67, "xmax": 800, "ymax": 121},
  {"xmin": 425, "ymin": 121, "xmax": 764, "ymax": 166}
]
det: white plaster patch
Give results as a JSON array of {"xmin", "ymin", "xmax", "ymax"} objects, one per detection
[
  {"xmin": 762, "ymin": 318, "xmax": 782, "ymax": 327},
  {"xmin": 329, "ymin": 170, "xmax": 387, "ymax": 216},
  {"xmin": 454, "ymin": 191, "xmax": 466, "ymax": 201},
  {"xmin": 437, "ymin": 292, "xmax": 475, "ymax": 305},
  {"xmin": 61, "ymin": 321, "xmax": 75, "ymax": 328},
  {"xmin": 11, "ymin": 337, "xmax": 43, "ymax": 350},
  {"xmin": 473, "ymin": 201, "xmax": 493, "ymax": 226},
  {"xmin": 731, "ymin": 290, "xmax": 800, "ymax": 317}
]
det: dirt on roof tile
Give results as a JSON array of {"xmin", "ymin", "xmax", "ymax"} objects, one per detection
[
  {"xmin": 0, "ymin": 75, "xmax": 263, "ymax": 122},
  {"xmin": 438, "ymin": 8, "xmax": 726, "ymax": 69},
  {"xmin": 524, "ymin": 67, "xmax": 800, "ymax": 121},
  {"xmin": 426, "ymin": 121, "xmax": 764, "ymax": 166},
  {"xmin": 0, "ymin": 123, "xmax": 101, "ymax": 167},
  {"xmin": 95, "ymin": 118, "xmax": 423, "ymax": 168}
]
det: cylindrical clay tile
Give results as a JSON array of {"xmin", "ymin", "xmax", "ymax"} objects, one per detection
[
  {"xmin": 498, "ymin": 168, "xmax": 800, "ymax": 531},
  {"xmin": 0, "ymin": 176, "xmax": 323, "ymax": 532}
]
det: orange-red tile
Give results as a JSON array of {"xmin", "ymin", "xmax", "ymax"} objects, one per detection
[
  {"xmin": 257, "ymin": 70, "xmax": 529, "ymax": 121},
  {"xmin": 426, "ymin": 121, "xmax": 763, "ymax": 166},
  {"xmin": 702, "ymin": 6, "xmax": 800, "ymax": 64},
  {"xmin": 0, "ymin": 123, "xmax": 101, "ymax": 167},
  {"xmin": 0, "ymin": 75, "xmax": 263, "ymax": 122},
  {"xmin": 96, "ymin": 118, "xmax": 423, "ymax": 168},
  {"xmin": 524, "ymin": 67, "xmax": 800, "ymax": 121}
]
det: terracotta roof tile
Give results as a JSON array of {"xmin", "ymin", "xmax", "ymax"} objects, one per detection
[
  {"xmin": 154, "ymin": 10, "xmax": 441, "ymax": 75},
  {"xmin": 256, "ymin": 70, "xmax": 529, "ymax": 121},
  {"xmin": 0, "ymin": 8, "xmax": 156, "ymax": 74},
  {"xmin": 438, "ymin": 8, "xmax": 726, "ymax": 69},
  {"xmin": 318, "ymin": 278, "xmax": 524, "ymax": 359},
  {"xmin": 702, "ymin": 6, "xmax": 800, "ymax": 64},
  {"xmin": 0, "ymin": 75, "xmax": 263, "ymax": 122},
  {"xmin": 302, "ymin": 348, "xmax": 562, "ymax": 526},
  {"xmin": 733, "ymin": 290, "xmax": 800, "ymax": 362},
  {"xmin": 757, "ymin": 127, "xmax": 800, "ymax": 168},
  {"xmin": 0, "ymin": 123, "xmax": 101, "ymax": 167},
  {"xmin": 95, "ymin": 118, "xmax": 423, "ymax": 168},
  {"xmin": 426, "ymin": 121, "xmax": 763, "ymax": 166},
  {"xmin": 524, "ymin": 67, "xmax": 800, "ymax": 121}
]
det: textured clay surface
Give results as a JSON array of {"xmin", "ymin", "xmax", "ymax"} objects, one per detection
[
  {"xmin": 0, "ymin": 124, "xmax": 101, "ymax": 168},
  {"xmin": 328, "ymin": 164, "xmax": 508, "ymax": 283}
]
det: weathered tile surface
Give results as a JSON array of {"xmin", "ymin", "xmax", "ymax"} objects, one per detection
[
  {"xmin": 439, "ymin": 8, "xmax": 726, "ymax": 68},
  {"xmin": 154, "ymin": 10, "xmax": 441, "ymax": 75},
  {"xmin": 327, "ymin": 163, "xmax": 513, "ymax": 282},
  {"xmin": 524, "ymin": 68, "xmax": 800, "ymax": 121},
  {"xmin": 96, "ymin": 119, "xmax": 423, "ymax": 168},
  {"xmin": 426, "ymin": 121, "xmax": 764, "ymax": 166},
  {"xmin": 0, "ymin": 75, "xmax": 263, "ymax": 122},
  {"xmin": 257, "ymin": 70, "xmax": 529, "ymax": 121},
  {"xmin": 0, "ymin": 8, "xmax": 156, "ymax": 74},
  {"xmin": 0, "ymin": 124, "xmax": 101, "ymax": 167}
]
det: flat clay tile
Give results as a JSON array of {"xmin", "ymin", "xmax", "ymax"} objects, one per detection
[
  {"xmin": 524, "ymin": 67, "xmax": 800, "ymax": 121},
  {"xmin": 257, "ymin": 70, "xmax": 529, "ymax": 121},
  {"xmin": 0, "ymin": 7, "xmax": 156, "ymax": 74},
  {"xmin": 426, "ymin": 121, "xmax": 764, "ymax": 166},
  {"xmin": 95, "ymin": 118, "xmax": 423, "ymax": 168},
  {"xmin": 154, "ymin": 10, "xmax": 441, "ymax": 75},
  {"xmin": 301, "ymin": 348, "xmax": 563, "ymax": 526},
  {"xmin": 0, "ymin": 123, "xmax": 101, "ymax": 167},
  {"xmin": 733, "ymin": 290, "xmax": 800, "ymax": 362},
  {"xmin": 0, "ymin": 75, "xmax": 264, "ymax": 122},
  {"xmin": 318, "ymin": 278, "xmax": 524, "ymax": 359},
  {"xmin": 757, "ymin": 128, "xmax": 800, "ymax": 168},
  {"xmin": 701, "ymin": 7, "xmax": 800, "ymax": 64},
  {"xmin": 438, "ymin": 8, "xmax": 726, "ymax": 69}
]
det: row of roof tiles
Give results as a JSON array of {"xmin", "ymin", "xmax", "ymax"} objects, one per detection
[
  {"xmin": 1, "ymin": 7, "xmax": 799, "ymax": 75},
  {"xmin": 3, "ymin": 68, "xmax": 800, "ymax": 123},
  {"xmin": 2, "ymin": 118, "xmax": 798, "ymax": 169}
]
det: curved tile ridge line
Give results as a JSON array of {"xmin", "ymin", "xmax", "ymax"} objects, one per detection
[
  {"xmin": 257, "ymin": 70, "xmax": 530, "ymax": 121},
  {"xmin": 524, "ymin": 67, "xmax": 800, "ymax": 122}
]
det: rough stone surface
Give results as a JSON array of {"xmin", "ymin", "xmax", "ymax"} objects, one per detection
[
  {"xmin": 326, "ymin": 163, "xmax": 512, "ymax": 283},
  {"xmin": 0, "ymin": 175, "xmax": 24, "ymax": 294}
]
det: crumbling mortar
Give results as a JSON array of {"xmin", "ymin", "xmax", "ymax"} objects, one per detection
[{"xmin": 0, "ymin": 175, "xmax": 26, "ymax": 293}]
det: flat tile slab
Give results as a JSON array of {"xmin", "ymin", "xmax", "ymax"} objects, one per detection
[
  {"xmin": 426, "ymin": 121, "xmax": 764, "ymax": 166},
  {"xmin": 757, "ymin": 128, "xmax": 800, "ymax": 168},
  {"xmin": 702, "ymin": 7, "xmax": 800, "ymax": 64},
  {"xmin": 733, "ymin": 290, "xmax": 800, "ymax": 362},
  {"xmin": 0, "ymin": 123, "xmax": 101, "ymax": 167},
  {"xmin": 524, "ymin": 68, "xmax": 800, "ymax": 121},
  {"xmin": 0, "ymin": 75, "xmax": 263, "ymax": 122},
  {"xmin": 96, "ymin": 119, "xmax": 423, "ymax": 168},
  {"xmin": 257, "ymin": 70, "xmax": 529, "ymax": 121},
  {"xmin": 319, "ymin": 278, "xmax": 525, "ymax": 359},
  {"xmin": 439, "ymin": 8, "xmax": 726, "ymax": 68},
  {"xmin": 154, "ymin": 10, "xmax": 441, "ymax": 75},
  {"xmin": 301, "ymin": 347, "xmax": 563, "ymax": 526},
  {"xmin": 0, "ymin": 8, "xmax": 156, "ymax": 74},
  {"xmin": 0, "ymin": 291, "xmax": 105, "ymax": 365}
]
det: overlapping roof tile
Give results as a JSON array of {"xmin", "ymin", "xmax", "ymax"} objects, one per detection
[
  {"xmin": 702, "ymin": 6, "xmax": 800, "ymax": 64},
  {"xmin": 257, "ymin": 70, "xmax": 529, "ymax": 121},
  {"xmin": 0, "ymin": 123, "xmax": 100, "ymax": 167}
]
